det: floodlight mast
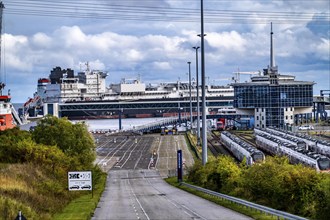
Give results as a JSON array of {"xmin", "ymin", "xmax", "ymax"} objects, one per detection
[
  {"xmin": 0, "ymin": 2, "xmax": 4, "ymax": 95},
  {"xmin": 192, "ymin": 46, "xmax": 200, "ymax": 145},
  {"xmin": 200, "ymin": 0, "xmax": 207, "ymax": 165}
]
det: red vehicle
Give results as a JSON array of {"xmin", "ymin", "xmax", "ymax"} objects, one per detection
[{"xmin": 216, "ymin": 118, "xmax": 226, "ymax": 130}]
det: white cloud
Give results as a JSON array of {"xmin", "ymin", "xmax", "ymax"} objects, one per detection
[
  {"xmin": 126, "ymin": 49, "xmax": 143, "ymax": 62},
  {"xmin": 2, "ymin": 0, "xmax": 329, "ymax": 102},
  {"xmin": 153, "ymin": 61, "xmax": 172, "ymax": 70},
  {"xmin": 31, "ymin": 32, "xmax": 52, "ymax": 49},
  {"xmin": 315, "ymin": 38, "xmax": 330, "ymax": 61},
  {"xmin": 207, "ymin": 31, "xmax": 247, "ymax": 52},
  {"xmin": 55, "ymin": 26, "xmax": 87, "ymax": 48},
  {"xmin": 3, "ymin": 34, "xmax": 32, "ymax": 71}
]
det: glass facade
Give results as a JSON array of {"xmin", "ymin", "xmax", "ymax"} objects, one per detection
[
  {"xmin": 234, "ymin": 84, "xmax": 313, "ymax": 108},
  {"xmin": 234, "ymin": 83, "xmax": 313, "ymax": 127}
]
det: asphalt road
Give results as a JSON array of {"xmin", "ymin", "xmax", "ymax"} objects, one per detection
[
  {"xmin": 95, "ymin": 134, "xmax": 155, "ymax": 171},
  {"xmin": 92, "ymin": 133, "xmax": 252, "ymax": 220},
  {"xmin": 94, "ymin": 134, "xmax": 194, "ymax": 175},
  {"xmin": 92, "ymin": 169, "xmax": 251, "ymax": 220}
]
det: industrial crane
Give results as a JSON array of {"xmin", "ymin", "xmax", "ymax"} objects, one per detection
[
  {"xmin": 232, "ymin": 70, "xmax": 261, "ymax": 83},
  {"xmin": 211, "ymin": 77, "xmax": 235, "ymax": 85}
]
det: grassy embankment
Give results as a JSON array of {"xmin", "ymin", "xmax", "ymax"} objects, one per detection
[
  {"xmin": 0, "ymin": 116, "xmax": 108, "ymax": 219},
  {"xmin": 52, "ymin": 173, "xmax": 106, "ymax": 220},
  {"xmin": 0, "ymin": 163, "xmax": 107, "ymax": 220},
  {"xmin": 185, "ymin": 131, "xmax": 213, "ymax": 158}
]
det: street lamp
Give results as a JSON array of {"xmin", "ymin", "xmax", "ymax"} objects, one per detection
[
  {"xmin": 188, "ymin": 61, "xmax": 193, "ymax": 130},
  {"xmin": 193, "ymin": 46, "xmax": 200, "ymax": 145},
  {"xmin": 200, "ymin": 0, "xmax": 207, "ymax": 165},
  {"xmin": 119, "ymin": 108, "xmax": 123, "ymax": 130}
]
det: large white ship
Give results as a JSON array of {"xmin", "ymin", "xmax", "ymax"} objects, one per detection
[{"xmin": 22, "ymin": 64, "xmax": 235, "ymax": 120}]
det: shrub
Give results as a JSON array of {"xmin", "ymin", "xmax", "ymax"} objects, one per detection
[{"xmin": 187, "ymin": 155, "xmax": 330, "ymax": 219}]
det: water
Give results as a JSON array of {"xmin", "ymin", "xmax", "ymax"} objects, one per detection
[
  {"xmin": 19, "ymin": 118, "xmax": 166, "ymax": 131},
  {"xmin": 13, "ymin": 103, "xmax": 24, "ymax": 111},
  {"xmin": 73, "ymin": 117, "xmax": 166, "ymax": 131},
  {"xmin": 13, "ymin": 101, "xmax": 169, "ymax": 131}
]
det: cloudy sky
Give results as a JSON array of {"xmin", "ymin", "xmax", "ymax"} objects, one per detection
[{"xmin": 1, "ymin": 0, "xmax": 329, "ymax": 103}]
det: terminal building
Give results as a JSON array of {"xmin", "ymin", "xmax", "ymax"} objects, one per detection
[{"xmin": 232, "ymin": 24, "xmax": 314, "ymax": 129}]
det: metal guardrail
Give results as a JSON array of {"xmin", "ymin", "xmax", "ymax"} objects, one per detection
[{"xmin": 180, "ymin": 182, "xmax": 307, "ymax": 220}]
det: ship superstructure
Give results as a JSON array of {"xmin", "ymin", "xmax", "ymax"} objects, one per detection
[{"xmin": 23, "ymin": 64, "xmax": 234, "ymax": 119}]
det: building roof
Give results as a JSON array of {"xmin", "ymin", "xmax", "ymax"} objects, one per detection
[{"xmin": 231, "ymin": 74, "xmax": 315, "ymax": 87}]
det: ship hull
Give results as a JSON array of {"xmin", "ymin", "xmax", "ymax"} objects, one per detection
[
  {"xmin": 0, "ymin": 95, "xmax": 15, "ymax": 131},
  {"xmin": 57, "ymin": 101, "xmax": 227, "ymax": 120},
  {"xmin": 0, "ymin": 113, "xmax": 15, "ymax": 131}
]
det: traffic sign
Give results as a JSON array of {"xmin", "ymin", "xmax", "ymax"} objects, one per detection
[
  {"xmin": 177, "ymin": 150, "xmax": 183, "ymax": 182},
  {"xmin": 68, "ymin": 171, "xmax": 92, "ymax": 191},
  {"xmin": 15, "ymin": 211, "xmax": 27, "ymax": 220}
]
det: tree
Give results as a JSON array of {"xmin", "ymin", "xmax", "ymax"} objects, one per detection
[
  {"xmin": 315, "ymin": 175, "xmax": 330, "ymax": 220},
  {"xmin": 0, "ymin": 127, "xmax": 32, "ymax": 162},
  {"xmin": 187, "ymin": 156, "xmax": 241, "ymax": 193},
  {"xmin": 32, "ymin": 115, "xmax": 96, "ymax": 169}
]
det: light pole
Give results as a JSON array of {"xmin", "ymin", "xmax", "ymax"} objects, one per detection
[
  {"xmin": 119, "ymin": 108, "xmax": 123, "ymax": 130},
  {"xmin": 188, "ymin": 61, "xmax": 193, "ymax": 129},
  {"xmin": 193, "ymin": 46, "xmax": 200, "ymax": 145},
  {"xmin": 200, "ymin": 0, "xmax": 207, "ymax": 165}
]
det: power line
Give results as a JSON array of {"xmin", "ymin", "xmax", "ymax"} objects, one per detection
[{"xmin": 4, "ymin": 0, "xmax": 329, "ymax": 24}]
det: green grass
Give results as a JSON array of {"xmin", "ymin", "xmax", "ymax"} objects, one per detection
[
  {"xmin": 53, "ymin": 173, "xmax": 107, "ymax": 220},
  {"xmin": 165, "ymin": 177, "xmax": 274, "ymax": 220},
  {"xmin": 184, "ymin": 132, "xmax": 201, "ymax": 160}
]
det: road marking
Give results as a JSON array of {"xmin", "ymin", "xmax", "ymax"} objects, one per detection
[
  {"xmin": 144, "ymin": 171, "xmax": 207, "ymax": 220},
  {"xmin": 128, "ymin": 179, "xmax": 150, "ymax": 220},
  {"xmin": 154, "ymin": 135, "xmax": 162, "ymax": 168},
  {"xmin": 97, "ymin": 138, "xmax": 127, "ymax": 165},
  {"xmin": 133, "ymin": 138, "xmax": 151, "ymax": 169}
]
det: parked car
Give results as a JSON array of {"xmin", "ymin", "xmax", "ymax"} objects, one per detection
[
  {"xmin": 81, "ymin": 185, "xmax": 91, "ymax": 189},
  {"xmin": 69, "ymin": 185, "xmax": 80, "ymax": 190},
  {"xmin": 298, "ymin": 125, "xmax": 314, "ymax": 130}
]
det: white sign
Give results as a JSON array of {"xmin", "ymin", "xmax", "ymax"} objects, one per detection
[{"xmin": 68, "ymin": 171, "xmax": 92, "ymax": 191}]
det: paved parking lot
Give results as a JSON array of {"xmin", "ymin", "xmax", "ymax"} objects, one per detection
[{"xmin": 94, "ymin": 133, "xmax": 194, "ymax": 177}]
